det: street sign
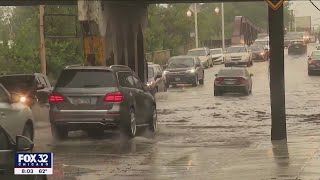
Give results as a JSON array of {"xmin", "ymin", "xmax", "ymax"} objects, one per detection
[{"xmin": 264, "ymin": 0, "xmax": 285, "ymax": 10}]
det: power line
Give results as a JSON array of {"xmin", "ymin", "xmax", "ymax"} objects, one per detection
[{"xmin": 309, "ymin": 0, "xmax": 320, "ymax": 12}]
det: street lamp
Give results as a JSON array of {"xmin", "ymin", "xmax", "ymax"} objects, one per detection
[
  {"xmin": 187, "ymin": 10, "xmax": 192, "ymax": 17},
  {"xmin": 214, "ymin": 7, "xmax": 219, "ymax": 14},
  {"xmin": 187, "ymin": 4, "xmax": 199, "ymax": 48},
  {"xmin": 215, "ymin": 3, "xmax": 225, "ymax": 51}
]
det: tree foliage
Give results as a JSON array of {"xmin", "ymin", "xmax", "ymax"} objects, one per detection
[
  {"xmin": 146, "ymin": 2, "xmax": 293, "ymax": 55},
  {"xmin": 0, "ymin": 5, "xmax": 82, "ymax": 81}
]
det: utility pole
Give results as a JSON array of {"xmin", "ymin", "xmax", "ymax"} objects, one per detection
[
  {"xmin": 221, "ymin": 2, "xmax": 225, "ymax": 51},
  {"xmin": 194, "ymin": 3, "xmax": 199, "ymax": 48},
  {"xmin": 39, "ymin": 5, "xmax": 46, "ymax": 75},
  {"xmin": 269, "ymin": 5, "xmax": 287, "ymax": 141}
]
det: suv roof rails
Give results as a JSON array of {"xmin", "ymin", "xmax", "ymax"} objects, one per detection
[
  {"xmin": 110, "ymin": 65, "xmax": 132, "ymax": 71},
  {"xmin": 65, "ymin": 64, "xmax": 85, "ymax": 69}
]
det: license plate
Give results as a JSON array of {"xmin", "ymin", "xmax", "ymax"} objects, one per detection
[
  {"xmin": 225, "ymin": 81, "xmax": 235, "ymax": 85},
  {"xmin": 175, "ymin": 77, "xmax": 181, "ymax": 81},
  {"xmin": 71, "ymin": 97, "xmax": 97, "ymax": 105}
]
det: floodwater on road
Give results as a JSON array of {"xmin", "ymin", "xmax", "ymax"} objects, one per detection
[{"xmin": 34, "ymin": 43, "xmax": 320, "ymax": 180}]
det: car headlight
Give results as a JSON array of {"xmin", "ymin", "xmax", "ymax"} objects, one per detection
[
  {"xmin": 186, "ymin": 69, "xmax": 196, "ymax": 73},
  {"xmin": 163, "ymin": 70, "xmax": 169, "ymax": 75},
  {"xmin": 20, "ymin": 96, "xmax": 27, "ymax": 103}
]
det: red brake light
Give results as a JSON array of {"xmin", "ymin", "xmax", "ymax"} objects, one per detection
[
  {"xmin": 237, "ymin": 77, "xmax": 247, "ymax": 84},
  {"xmin": 49, "ymin": 93, "xmax": 64, "ymax": 102},
  {"xmin": 104, "ymin": 91, "xmax": 123, "ymax": 102},
  {"xmin": 311, "ymin": 60, "xmax": 317, "ymax": 65},
  {"xmin": 215, "ymin": 77, "xmax": 224, "ymax": 84}
]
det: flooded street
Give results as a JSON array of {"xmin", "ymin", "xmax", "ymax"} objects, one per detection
[{"xmin": 34, "ymin": 43, "xmax": 320, "ymax": 179}]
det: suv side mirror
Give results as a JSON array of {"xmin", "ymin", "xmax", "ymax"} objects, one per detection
[
  {"xmin": 37, "ymin": 84, "xmax": 45, "ymax": 90},
  {"xmin": 215, "ymin": 74, "xmax": 218, "ymax": 76},
  {"xmin": 16, "ymin": 135, "xmax": 34, "ymax": 151},
  {"xmin": 163, "ymin": 64, "xmax": 168, "ymax": 69},
  {"xmin": 250, "ymin": 73, "xmax": 253, "ymax": 77}
]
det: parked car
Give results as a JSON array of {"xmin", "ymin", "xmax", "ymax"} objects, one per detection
[
  {"xmin": 187, "ymin": 47, "xmax": 213, "ymax": 68},
  {"xmin": 0, "ymin": 125, "xmax": 47, "ymax": 179},
  {"xmin": 210, "ymin": 48, "xmax": 224, "ymax": 64},
  {"xmin": 249, "ymin": 45, "xmax": 269, "ymax": 61},
  {"xmin": 288, "ymin": 40, "xmax": 307, "ymax": 55},
  {"xmin": 163, "ymin": 56, "xmax": 204, "ymax": 87},
  {"xmin": 49, "ymin": 65, "xmax": 157, "ymax": 140},
  {"xmin": 224, "ymin": 45, "xmax": 253, "ymax": 67},
  {"xmin": 147, "ymin": 63, "xmax": 167, "ymax": 95},
  {"xmin": 214, "ymin": 67, "xmax": 253, "ymax": 96},
  {"xmin": 0, "ymin": 83, "xmax": 34, "ymax": 141},
  {"xmin": 0, "ymin": 73, "xmax": 52, "ymax": 123},
  {"xmin": 307, "ymin": 50, "xmax": 320, "ymax": 75}
]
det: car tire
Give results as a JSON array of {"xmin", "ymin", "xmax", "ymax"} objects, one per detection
[
  {"xmin": 244, "ymin": 88, "xmax": 250, "ymax": 96},
  {"xmin": 22, "ymin": 122, "xmax": 34, "ymax": 141},
  {"xmin": 214, "ymin": 87, "xmax": 222, "ymax": 96},
  {"xmin": 148, "ymin": 106, "xmax": 157, "ymax": 133},
  {"xmin": 121, "ymin": 108, "xmax": 136, "ymax": 138},
  {"xmin": 51, "ymin": 124, "xmax": 68, "ymax": 140},
  {"xmin": 199, "ymin": 74, "xmax": 204, "ymax": 85},
  {"xmin": 192, "ymin": 76, "xmax": 198, "ymax": 87}
]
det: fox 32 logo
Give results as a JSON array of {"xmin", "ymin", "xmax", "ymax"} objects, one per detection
[{"xmin": 15, "ymin": 153, "xmax": 53, "ymax": 175}]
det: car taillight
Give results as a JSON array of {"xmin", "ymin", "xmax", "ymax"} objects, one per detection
[
  {"xmin": 104, "ymin": 91, "xmax": 123, "ymax": 102},
  {"xmin": 237, "ymin": 77, "xmax": 247, "ymax": 84},
  {"xmin": 215, "ymin": 77, "xmax": 224, "ymax": 84},
  {"xmin": 311, "ymin": 60, "xmax": 317, "ymax": 65},
  {"xmin": 49, "ymin": 93, "xmax": 64, "ymax": 102}
]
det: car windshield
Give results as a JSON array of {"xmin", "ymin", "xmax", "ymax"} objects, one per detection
[
  {"xmin": 218, "ymin": 69, "xmax": 245, "ymax": 77},
  {"xmin": 0, "ymin": 75, "xmax": 35, "ymax": 92},
  {"xmin": 148, "ymin": 67, "xmax": 154, "ymax": 78},
  {"xmin": 210, "ymin": 49, "xmax": 222, "ymax": 55},
  {"xmin": 168, "ymin": 58, "xmax": 194, "ymax": 68},
  {"xmin": 187, "ymin": 50, "xmax": 206, "ymax": 56},
  {"xmin": 55, "ymin": 69, "xmax": 116, "ymax": 88},
  {"xmin": 249, "ymin": 46, "xmax": 263, "ymax": 51},
  {"xmin": 226, "ymin": 47, "xmax": 247, "ymax": 53},
  {"xmin": 253, "ymin": 41, "xmax": 268, "ymax": 46},
  {"xmin": 312, "ymin": 51, "xmax": 320, "ymax": 58}
]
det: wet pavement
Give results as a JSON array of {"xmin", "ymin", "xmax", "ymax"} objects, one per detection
[{"xmin": 34, "ymin": 43, "xmax": 320, "ymax": 180}]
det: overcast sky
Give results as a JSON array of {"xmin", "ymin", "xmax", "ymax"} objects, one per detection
[{"xmin": 291, "ymin": 1, "xmax": 320, "ymax": 27}]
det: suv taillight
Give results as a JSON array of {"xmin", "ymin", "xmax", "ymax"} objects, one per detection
[
  {"xmin": 104, "ymin": 91, "xmax": 123, "ymax": 102},
  {"xmin": 237, "ymin": 77, "xmax": 247, "ymax": 84},
  {"xmin": 215, "ymin": 77, "xmax": 224, "ymax": 84},
  {"xmin": 49, "ymin": 93, "xmax": 64, "ymax": 102}
]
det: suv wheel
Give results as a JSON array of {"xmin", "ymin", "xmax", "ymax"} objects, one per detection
[
  {"xmin": 199, "ymin": 73, "xmax": 204, "ymax": 85},
  {"xmin": 51, "ymin": 125, "xmax": 68, "ymax": 140},
  {"xmin": 149, "ymin": 106, "xmax": 157, "ymax": 133},
  {"xmin": 192, "ymin": 76, "xmax": 198, "ymax": 87},
  {"xmin": 121, "ymin": 108, "xmax": 136, "ymax": 138}
]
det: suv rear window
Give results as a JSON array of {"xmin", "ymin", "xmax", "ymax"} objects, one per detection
[
  {"xmin": 56, "ymin": 69, "xmax": 116, "ymax": 88},
  {"xmin": 218, "ymin": 69, "xmax": 244, "ymax": 77}
]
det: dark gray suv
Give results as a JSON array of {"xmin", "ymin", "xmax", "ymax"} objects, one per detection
[{"xmin": 49, "ymin": 65, "xmax": 157, "ymax": 140}]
